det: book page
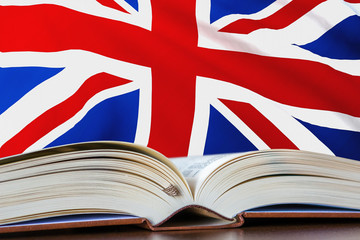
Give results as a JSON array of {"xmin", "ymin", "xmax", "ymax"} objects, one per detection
[
  {"xmin": 170, "ymin": 153, "xmax": 240, "ymax": 196},
  {"xmin": 170, "ymin": 154, "xmax": 228, "ymax": 178}
]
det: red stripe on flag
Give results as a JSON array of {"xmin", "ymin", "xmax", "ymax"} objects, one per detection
[
  {"xmin": 0, "ymin": 73, "xmax": 131, "ymax": 158},
  {"xmin": 219, "ymin": 0, "xmax": 326, "ymax": 34},
  {"xmin": 0, "ymin": 5, "xmax": 148, "ymax": 64},
  {"xmin": 220, "ymin": 99, "xmax": 298, "ymax": 149},
  {"xmin": 199, "ymin": 49, "xmax": 360, "ymax": 118}
]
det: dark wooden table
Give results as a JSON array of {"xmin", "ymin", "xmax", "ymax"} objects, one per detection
[{"xmin": 2, "ymin": 218, "xmax": 360, "ymax": 240}]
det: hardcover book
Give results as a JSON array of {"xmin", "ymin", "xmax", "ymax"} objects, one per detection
[{"xmin": 1, "ymin": 141, "xmax": 360, "ymax": 233}]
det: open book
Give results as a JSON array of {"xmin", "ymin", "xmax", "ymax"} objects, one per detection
[{"xmin": 1, "ymin": 141, "xmax": 360, "ymax": 233}]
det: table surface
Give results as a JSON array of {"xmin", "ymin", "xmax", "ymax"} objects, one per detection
[{"xmin": 2, "ymin": 218, "xmax": 360, "ymax": 240}]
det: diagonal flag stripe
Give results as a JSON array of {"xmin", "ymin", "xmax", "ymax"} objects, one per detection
[
  {"xmin": 219, "ymin": 0, "xmax": 326, "ymax": 34},
  {"xmin": 220, "ymin": 99, "xmax": 298, "ymax": 149},
  {"xmin": 96, "ymin": 0, "xmax": 129, "ymax": 13},
  {"xmin": 0, "ymin": 72, "xmax": 131, "ymax": 158}
]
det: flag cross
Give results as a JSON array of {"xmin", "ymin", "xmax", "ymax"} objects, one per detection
[{"xmin": 1, "ymin": 0, "xmax": 359, "ymax": 157}]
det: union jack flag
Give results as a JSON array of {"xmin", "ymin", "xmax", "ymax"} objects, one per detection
[{"xmin": 1, "ymin": 0, "xmax": 360, "ymax": 159}]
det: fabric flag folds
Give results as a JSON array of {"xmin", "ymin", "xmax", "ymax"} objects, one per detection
[{"xmin": 0, "ymin": 0, "xmax": 360, "ymax": 159}]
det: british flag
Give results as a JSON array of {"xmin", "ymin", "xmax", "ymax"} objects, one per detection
[{"xmin": 0, "ymin": 0, "xmax": 360, "ymax": 159}]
